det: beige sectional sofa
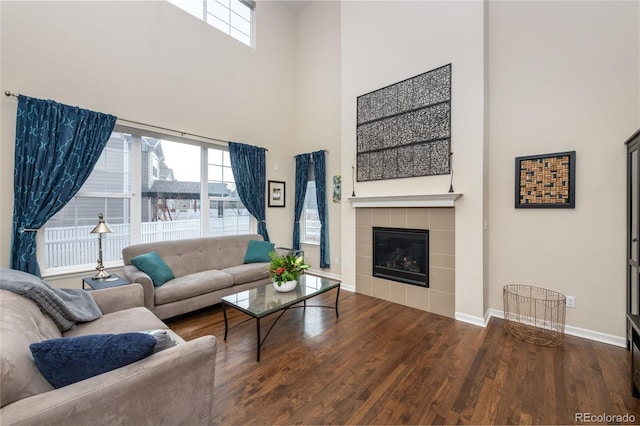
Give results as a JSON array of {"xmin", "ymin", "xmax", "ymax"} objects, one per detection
[
  {"xmin": 0, "ymin": 283, "xmax": 217, "ymax": 425},
  {"xmin": 122, "ymin": 234, "xmax": 272, "ymax": 320}
]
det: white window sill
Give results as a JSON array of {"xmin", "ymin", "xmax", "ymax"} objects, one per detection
[{"xmin": 42, "ymin": 260, "xmax": 124, "ymax": 279}]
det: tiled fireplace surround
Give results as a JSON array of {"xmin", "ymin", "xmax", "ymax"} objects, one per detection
[{"xmin": 355, "ymin": 207, "xmax": 455, "ymax": 318}]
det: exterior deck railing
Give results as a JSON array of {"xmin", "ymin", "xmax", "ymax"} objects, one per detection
[
  {"xmin": 44, "ymin": 211, "xmax": 322, "ymax": 270},
  {"xmin": 44, "ymin": 217, "xmax": 251, "ymax": 269}
]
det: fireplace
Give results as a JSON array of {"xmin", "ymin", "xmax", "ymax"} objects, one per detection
[{"xmin": 372, "ymin": 227, "xmax": 429, "ymax": 287}]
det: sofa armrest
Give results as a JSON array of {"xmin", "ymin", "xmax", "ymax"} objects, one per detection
[
  {"xmin": 0, "ymin": 336, "xmax": 217, "ymax": 426},
  {"xmin": 89, "ymin": 283, "xmax": 144, "ymax": 314},
  {"xmin": 122, "ymin": 264, "xmax": 155, "ymax": 311}
]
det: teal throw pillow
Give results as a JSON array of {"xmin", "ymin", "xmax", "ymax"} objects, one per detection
[
  {"xmin": 244, "ymin": 240, "xmax": 275, "ymax": 263},
  {"xmin": 30, "ymin": 333, "xmax": 156, "ymax": 388},
  {"xmin": 130, "ymin": 251, "xmax": 175, "ymax": 287}
]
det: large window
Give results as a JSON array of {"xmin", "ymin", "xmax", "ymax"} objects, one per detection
[
  {"xmin": 41, "ymin": 127, "xmax": 251, "ymax": 275},
  {"xmin": 207, "ymin": 147, "xmax": 250, "ymax": 235},
  {"xmin": 43, "ymin": 132, "xmax": 132, "ymax": 273},
  {"xmin": 167, "ymin": 0, "xmax": 255, "ymax": 47},
  {"xmin": 302, "ymin": 180, "xmax": 320, "ymax": 245}
]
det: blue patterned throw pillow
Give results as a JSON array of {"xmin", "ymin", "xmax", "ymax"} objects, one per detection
[{"xmin": 30, "ymin": 333, "xmax": 156, "ymax": 388}]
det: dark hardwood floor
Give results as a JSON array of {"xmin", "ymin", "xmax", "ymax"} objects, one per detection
[{"xmin": 166, "ymin": 290, "xmax": 640, "ymax": 425}]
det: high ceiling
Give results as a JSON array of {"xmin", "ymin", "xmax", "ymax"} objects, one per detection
[{"xmin": 280, "ymin": 0, "xmax": 311, "ymax": 15}]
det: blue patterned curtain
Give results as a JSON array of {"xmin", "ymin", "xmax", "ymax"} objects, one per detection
[
  {"xmin": 292, "ymin": 154, "xmax": 311, "ymax": 251},
  {"xmin": 11, "ymin": 95, "xmax": 117, "ymax": 275},
  {"xmin": 228, "ymin": 141, "xmax": 270, "ymax": 241},
  {"xmin": 312, "ymin": 150, "xmax": 330, "ymax": 268}
]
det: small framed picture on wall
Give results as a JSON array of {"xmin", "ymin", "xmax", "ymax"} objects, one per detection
[{"xmin": 268, "ymin": 180, "xmax": 286, "ymax": 207}]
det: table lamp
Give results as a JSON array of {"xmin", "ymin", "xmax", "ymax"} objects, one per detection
[{"xmin": 91, "ymin": 213, "xmax": 113, "ymax": 279}]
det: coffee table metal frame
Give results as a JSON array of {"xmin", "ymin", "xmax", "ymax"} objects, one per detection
[{"xmin": 221, "ymin": 275, "xmax": 340, "ymax": 361}]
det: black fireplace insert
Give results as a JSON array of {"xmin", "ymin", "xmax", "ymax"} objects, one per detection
[{"xmin": 372, "ymin": 227, "xmax": 429, "ymax": 287}]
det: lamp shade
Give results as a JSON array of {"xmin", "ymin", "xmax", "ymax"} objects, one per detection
[{"xmin": 91, "ymin": 213, "xmax": 113, "ymax": 234}]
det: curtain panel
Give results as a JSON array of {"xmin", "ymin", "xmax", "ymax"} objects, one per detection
[
  {"xmin": 228, "ymin": 141, "xmax": 270, "ymax": 241},
  {"xmin": 11, "ymin": 95, "xmax": 117, "ymax": 275},
  {"xmin": 292, "ymin": 154, "xmax": 311, "ymax": 251},
  {"xmin": 311, "ymin": 150, "xmax": 330, "ymax": 268},
  {"xmin": 292, "ymin": 150, "xmax": 330, "ymax": 268}
]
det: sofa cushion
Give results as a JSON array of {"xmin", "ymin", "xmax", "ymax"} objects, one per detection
[
  {"xmin": 0, "ymin": 290, "xmax": 59, "ymax": 407},
  {"xmin": 130, "ymin": 251, "xmax": 175, "ymax": 287},
  {"xmin": 154, "ymin": 270, "xmax": 234, "ymax": 306},
  {"xmin": 63, "ymin": 307, "xmax": 169, "ymax": 337},
  {"xmin": 30, "ymin": 333, "xmax": 156, "ymax": 388},
  {"xmin": 243, "ymin": 240, "xmax": 275, "ymax": 263},
  {"xmin": 122, "ymin": 234, "xmax": 265, "ymax": 277},
  {"xmin": 222, "ymin": 263, "xmax": 270, "ymax": 286}
]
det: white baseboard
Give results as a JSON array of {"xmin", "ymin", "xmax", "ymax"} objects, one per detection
[
  {"xmin": 563, "ymin": 324, "xmax": 626, "ymax": 347},
  {"xmin": 486, "ymin": 308, "xmax": 503, "ymax": 322},
  {"xmin": 340, "ymin": 284, "xmax": 356, "ymax": 292},
  {"xmin": 486, "ymin": 308, "xmax": 626, "ymax": 348},
  {"xmin": 454, "ymin": 312, "xmax": 487, "ymax": 327}
]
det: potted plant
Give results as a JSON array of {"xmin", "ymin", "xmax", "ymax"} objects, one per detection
[{"xmin": 269, "ymin": 251, "xmax": 310, "ymax": 292}]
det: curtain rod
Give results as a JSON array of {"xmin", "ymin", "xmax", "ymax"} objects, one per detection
[
  {"xmin": 294, "ymin": 149, "xmax": 329, "ymax": 158},
  {"xmin": 115, "ymin": 118, "xmax": 229, "ymax": 146},
  {"xmin": 4, "ymin": 90, "xmax": 269, "ymax": 150}
]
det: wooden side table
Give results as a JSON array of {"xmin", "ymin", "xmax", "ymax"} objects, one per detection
[{"xmin": 82, "ymin": 274, "xmax": 129, "ymax": 290}]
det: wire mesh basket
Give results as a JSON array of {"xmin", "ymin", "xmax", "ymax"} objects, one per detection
[{"xmin": 503, "ymin": 284, "xmax": 566, "ymax": 346}]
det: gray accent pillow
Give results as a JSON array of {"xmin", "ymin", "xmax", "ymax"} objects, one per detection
[{"xmin": 140, "ymin": 329, "xmax": 178, "ymax": 353}]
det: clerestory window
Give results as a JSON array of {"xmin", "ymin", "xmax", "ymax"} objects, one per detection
[{"xmin": 167, "ymin": 0, "xmax": 255, "ymax": 48}]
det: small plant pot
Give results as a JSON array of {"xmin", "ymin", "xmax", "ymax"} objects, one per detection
[{"xmin": 273, "ymin": 280, "xmax": 297, "ymax": 292}]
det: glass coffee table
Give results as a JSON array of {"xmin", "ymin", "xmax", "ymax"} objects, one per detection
[{"xmin": 221, "ymin": 275, "xmax": 340, "ymax": 361}]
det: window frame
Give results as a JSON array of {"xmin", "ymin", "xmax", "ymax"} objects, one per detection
[
  {"xmin": 38, "ymin": 125, "xmax": 255, "ymax": 277},
  {"xmin": 206, "ymin": 146, "xmax": 251, "ymax": 236},
  {"xmin": 167, "ymin": 0, "xmax": 256, "ymax": 48},
  {"xmin": 301, "ymin": 180, "xmax": 321, "ymax": 246}
]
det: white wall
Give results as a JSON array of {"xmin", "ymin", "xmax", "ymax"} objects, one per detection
[
  {"xmin": 340, "ymin": 1, "xmax": 487, "ymax": 318},
  {"xmin": 488, "ymin": 1, "xmax": 640, "ymax": 338},
  {"xmin": 0, "ymin": 1, "xmax": 299, "ymax": 280},
  {"xmin": 294, "ymin": 1, "xmax": 342, "ymax": 277}
]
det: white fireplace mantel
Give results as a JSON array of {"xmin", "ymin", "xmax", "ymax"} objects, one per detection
[{"xmin": 348, "ymin": 193, "xmax": 462, "ymax": 208}]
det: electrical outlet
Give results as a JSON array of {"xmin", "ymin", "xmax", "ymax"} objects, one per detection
[
  {"xmin": 334, "ymin": 257, "xmax": 339, "ymax": 265},
  {"xmin": 566, "ymin": 296, "xmax": 576, "ymax": 309}
]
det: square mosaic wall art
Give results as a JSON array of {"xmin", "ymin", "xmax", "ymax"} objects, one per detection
[
  {"xmin": 515, "ymin": 151, "xmax": 576, "ymax": 208},
  {"xmin": 356, "ymin": 64, "xmax": 451, "ymax": 182}
]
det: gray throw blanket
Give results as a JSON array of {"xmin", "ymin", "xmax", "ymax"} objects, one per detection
[{"xmin": 0, "ymin": 268, "xmax": 102, "ymax": 331}]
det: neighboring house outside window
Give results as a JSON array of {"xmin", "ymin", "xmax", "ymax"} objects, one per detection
[
  {"xmin": 151, "ymin": 155, "xmax": 159, "ymax": 179},
  {"xmin": 167, "ymin": 0, "xmax": 255, "ymax": 48},
  {"xmin": 41, "ymin": 127, "xmax": 251, "ymax": 275}
]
